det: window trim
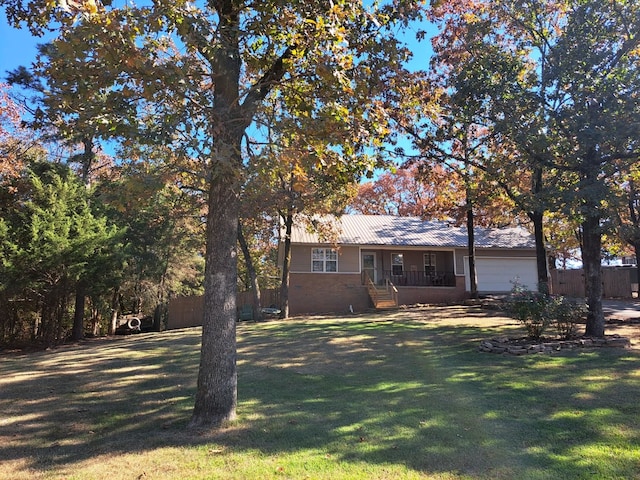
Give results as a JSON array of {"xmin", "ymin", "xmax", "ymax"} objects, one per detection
[
  {"xmin": 424, "ymin": 252, "xmax": 437, "ymax": 274},
  {"xmin": 312, "ymin": 247, "xmax": 338, "ymax": 273},
  {"xmin": 391, "ymin": 252, "xmax": 404, "ymax": 276}
]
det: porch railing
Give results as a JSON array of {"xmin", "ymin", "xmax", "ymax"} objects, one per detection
[
  {"xmin": 365, "ymin": 274, "xmax": 398, "ymax": 308},
  {"xmin": 362, "ymin": 270, "xmax": 456, "ymax": 287},
  {"xmin": 388, "ymin": 270, "xmax": 456, "ymax": 287}
]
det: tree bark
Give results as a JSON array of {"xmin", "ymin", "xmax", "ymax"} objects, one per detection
[
  {"xmin": 238, "ymin": 219, "xmax": 262, "ymax": 321},
  {"xmin": 526, "ymin": 161, "xmax": 550, "ymax": 294},
  {"xmin": 188, "ymin": 0, "xmax": 292, "ymax": 428},
  {"xmin": 71, "ymin": 137, "xmax": 94, "ymax": 341},
  {"xmin": 109, "ymin": 287, "xmax": 120, "ymax": 335},
  {"xmin": 190, "ymin": 174, "xmax": 239, "ymax": 428},
  {"xmin": 530, "ymin": 210, "xmax": 549, "ymax": 294},
  {"xmin": 466, "ymin": 205, "xmax": 478, "ymax": 299},
  {"xmin": 582, "ymin": 214, "xmax": 605, "ymax": 337},
  {"xmin": 279, "ymin": 211, "xmax": 293, "ymax": 319},
  {"xmin": 627, "ymin": 179, "xmax": 640, "ymax": 266}
]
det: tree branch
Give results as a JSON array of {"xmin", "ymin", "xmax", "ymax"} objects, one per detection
[{"xmin": 240, "ymin": 45, "xmax": 296, "ymax": 128}]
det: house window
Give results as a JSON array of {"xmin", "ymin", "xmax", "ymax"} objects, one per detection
[
  {"xmin": 391, "ymin": 253, "xmax": 404, "ymax": 275},
  {"xmin": 312, "ymin": 248, "xmax": 338, "ymax": 272},
  {"xmin": 424, "ymin": 253, "xmax": 437, "ymax": 275}
]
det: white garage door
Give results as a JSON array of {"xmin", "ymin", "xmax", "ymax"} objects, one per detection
[{"xmin": 465, "ymin": 257, "xmax": 538, "ymax": 293}]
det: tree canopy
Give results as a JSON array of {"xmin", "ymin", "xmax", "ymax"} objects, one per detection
[
  {"xmin": 3, "ymin": 0, "xmax": 640, "ymax": 430},
  {"xmin": 1, "ymin": 0, "xmax": 425, "ymax": 427},
  {"xmin": 415, "ymin": 0, "xmax": 640, "ymax": 334}
]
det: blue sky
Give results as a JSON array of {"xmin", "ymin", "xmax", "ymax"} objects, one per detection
[{"xmin": 0, "ymin": 13, "xmax": 53, "ymax": 81}]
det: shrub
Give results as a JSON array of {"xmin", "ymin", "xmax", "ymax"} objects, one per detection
[
  {"xmin": 504, "ymin": 287, "xmax": 554, "ymax": 339},
  {"xmin": 552, "ymin": 296, "xmax": 587, "ymax": 339},
  {"xmin": 504, "ymin": 282, "xmax": 585, "ymax": 340}
]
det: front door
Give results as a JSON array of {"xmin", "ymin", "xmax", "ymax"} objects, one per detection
[{"xmin": 362, "ymin": 252, "xmax": 377, "ymax": 283}]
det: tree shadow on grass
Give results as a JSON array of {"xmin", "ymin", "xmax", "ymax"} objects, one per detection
[
  {"xmin": 232, "ymin": 317, "xmax": 640, "ymax": 478},
  {"xmin": 1, "ymin": 307, "xmax": 639, "ymax": 479},
  {"xmin": 0, "ymin": 330, "xmax": 202, "ymax": 472}
]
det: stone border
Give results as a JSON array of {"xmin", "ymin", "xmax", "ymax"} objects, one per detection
[
  {"xmin": 479, "ymin": 335, "xmax": 631, "ymax": 355},
  {"xmin": 607, "ymin": 318, "xmax": 640, "ymax": 325}
]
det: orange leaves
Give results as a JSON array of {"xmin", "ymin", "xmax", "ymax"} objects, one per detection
[
  {"xmin": 348, "ymin": 164, "xmax": 450, "ymax": 218},
  {"xmin": 0, "ymin": 83, "xmax": 22, "ymax": 132},
  {"xmin": 289, "ymin": 161, "xmax": 309, "ymax": 193},
  {"xmin": 0, "ymin": 83, "xmax": 32, "ymax": 182}
]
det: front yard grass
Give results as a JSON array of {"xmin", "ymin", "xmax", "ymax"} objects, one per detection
[{"xmin": 1, "ymin": 305, "xmax": 639, "ymax": 479}]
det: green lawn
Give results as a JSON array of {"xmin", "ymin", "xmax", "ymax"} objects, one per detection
[{"xmin": 1, "ymin": 306, "xmax": 639, "ymax": 479}]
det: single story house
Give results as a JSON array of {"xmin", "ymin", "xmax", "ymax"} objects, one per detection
[{"xmin": 280, "ymin": 214, "xmax": 538, "ymax": 315}]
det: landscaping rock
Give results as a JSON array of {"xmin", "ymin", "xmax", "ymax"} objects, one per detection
[
  {"xmin": 479, "ymin": 334, "xmax": 631, "ymax": 355},
  {"xmin": 605, "ymin": 336, "xmax": 632, "ymax": 347}
]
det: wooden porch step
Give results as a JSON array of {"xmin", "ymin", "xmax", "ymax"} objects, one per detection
[
  {"xmin": 373, "ymin": 290, "xmax": 393, "ymax": 297},
  {"xmin": 366, "ymin": 278, "xmax": 399, "ymax": 309},
  {"xmin": 375, "ymin": 299, "xmax": 397, "ymax": 309},
  {"xmin": 370, "ymin": 289, "xmax": 398, "ymax": 309}
]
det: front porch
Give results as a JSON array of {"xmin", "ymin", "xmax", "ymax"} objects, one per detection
[
  {"xmin": 360, "ymin": 248, "xmax": 459, "ymax": 309},
  {"xmin": 360, "ymin": 248, "xmax": 457, "ymax": 288},
  {"xmin": 363, "ymin": 271, "xmax": 463, "ymax": 310},
  {"xmin": 362, "ymin": 270, "xmax": 457, "ymax": 287},
  {"xmin": 286, "ymin": 271, "xmax": 467, "ymax": 315}
]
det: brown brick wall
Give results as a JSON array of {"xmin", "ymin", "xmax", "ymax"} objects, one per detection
[
  {"xmin": 396, "ymin": 276, "xmax": 467, "ymax": 305},
  {"xmin": 289, "ymin": 273, "xmax": 468, "ymax": 315},
  {"xmin": 289, "ymin": 273, "xmax": 371, "ymax": 315},
  {"xmin": 168, "ymin": 276, "xmax": 469, "ymax": 324}
]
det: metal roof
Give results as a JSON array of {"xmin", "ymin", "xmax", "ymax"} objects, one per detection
[{"xmin": 290, "ymin": 215, "xmax": 535, "ymax": 249}]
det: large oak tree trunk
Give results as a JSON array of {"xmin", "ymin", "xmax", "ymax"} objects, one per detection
[
  {"xmin": 188, "ymin": 0, "xmax": 245, "ymax": 428},
  {"xmin": 582, "ymin": 214, "xmax": 605, "ymax": 337},
  {"xmin": 189, "ymin": 173, "xmax": 239, "ymax": 428}
]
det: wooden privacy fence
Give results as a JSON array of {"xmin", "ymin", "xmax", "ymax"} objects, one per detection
[
  {"xmin": 551, "ymin": 267, "xmax": 638, "ymax": 299},
  {"xmin": 239, "ymin": 288, "xmax": 280, "ymax": 309},
  {"xmin": 167, "ymin": 288, "xmax": 280, "ymax": 330}
]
